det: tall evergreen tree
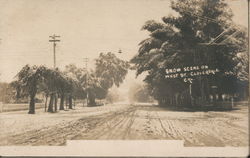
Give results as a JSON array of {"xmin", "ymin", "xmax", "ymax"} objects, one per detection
[{"xmin": 131, "ymin": 0, "xmax": 248, "ymax": 106}]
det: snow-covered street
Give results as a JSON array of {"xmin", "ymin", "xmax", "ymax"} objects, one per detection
[{"xmin": 0, "ymin": 103, "xmax": 248, "ymax": 147}]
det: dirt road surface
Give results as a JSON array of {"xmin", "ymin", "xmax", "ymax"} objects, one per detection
[{"xmin": 0, "ymin": 103, "xmax": 248, "ymax": 147}]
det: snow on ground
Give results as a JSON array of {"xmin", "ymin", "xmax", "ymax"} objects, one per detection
[
  {"xmin": 0, "ymin": 102, "xmax": 248, "ymax": 147},
  {"xmin": 0, "ymin": 103, "xmax": 129, "ymax": 141}
]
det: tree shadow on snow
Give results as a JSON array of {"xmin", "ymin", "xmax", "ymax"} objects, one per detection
[{"xmin": 135, "ymin": 104, "xmax": 243, "ymax": 112}]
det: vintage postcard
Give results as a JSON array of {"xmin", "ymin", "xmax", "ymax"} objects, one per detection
[{"xmin": 0, "ymin": 0, "xmax": 248, "ymax": 157}]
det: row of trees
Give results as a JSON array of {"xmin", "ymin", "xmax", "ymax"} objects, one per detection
[
  {"xmin": 131, "ymin": 0, "xmax": 248, "ymax": 107},
  {"xmin": 13, "ymin": 52, "xmax": 129, "ymax": 114},
  {"xmin": 14, "ymin": 65, "xmax": 77, "ymax": 114}
]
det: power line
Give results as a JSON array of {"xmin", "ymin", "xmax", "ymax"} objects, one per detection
[
  {"xmin": 181, "ymin": 8, "xmax": 245, "ymax": 45},
  {"xmin": 219, "ymin": 30, "xmax": 242, "ymax": 44},
  {"xmin": 209, "ymin": 27, "xmax": 232, "ymax": 45}
]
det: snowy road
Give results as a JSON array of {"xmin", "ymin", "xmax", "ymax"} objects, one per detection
[{"xmin": 0, "ymin": 103, "xmax": 248, "ymax": 146}]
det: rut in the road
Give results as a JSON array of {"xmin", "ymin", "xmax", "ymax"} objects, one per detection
[
  {"xmin": 73, "ymin": 106, "xmax": 137, "ymax": 140},
  {"xmin": 0, "ymin": 104, "xmax": 248, "ymax": 147},
  {"xmin": 1, "ymin": 106, "xmax": 136, "ymax": 146}
]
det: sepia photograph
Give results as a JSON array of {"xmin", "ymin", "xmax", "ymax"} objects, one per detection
[{"xmin": 0, "ymin": 0, "xmax": 248, "ymax": 157}]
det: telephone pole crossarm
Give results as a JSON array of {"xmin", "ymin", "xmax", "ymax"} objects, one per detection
[{"xmin": 49, "ymin": 40, "xmax": 60, "ymax": 42}]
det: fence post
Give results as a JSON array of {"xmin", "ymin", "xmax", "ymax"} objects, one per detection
[{"xmin": 231, "ymin": 97, "xmax": 234, "ymax": 109}]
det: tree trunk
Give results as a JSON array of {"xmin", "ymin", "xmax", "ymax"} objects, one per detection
[
  {"xmin": 54, "ymin": 94, "xmax": 58, "ymax": 112},
  {"xmin": 200, "ymin": 79, "xmax": 206, "ymax": 103},
  {"xmin": 218, "ymin": 92, "xmax": 223, "ymax": 101},
  {"xmin": 158, "ymin": 99, "xmax": 162, "ymax": 106},
  {"xmin": 65, "ymin": 95, "xmax": 68, "ymax": 109},
  {"xmin": 16, "ymin": 86, "xmax": 21, "ymax": 103},
  {"xmin": 88, "ymin": 95, "xmax": 96, "ymax": 106},
  {"xmin": 59, "ymin": 93, "xmax": 65, "ymax": 110},
  {"xmin": 44, "ymin": 95, "xmax": 48, "ymax": 112},
  {"xmin": 73, "ymin": 98, "xmax": 76, "ymax": 108},
  {"xmin": 69, "ymin": 95, "xmax": 73, "ymax": 109},
  {"xmin": 28, "ymin": 93, "xmax": 36, "ymax": 114},
  {"xmin": 48, "ymin": 93, "xmax": 54, "ymax": 112},
  {"xmin": 212, "ymin": 93, "xmax": 217, "ymax": 104}
]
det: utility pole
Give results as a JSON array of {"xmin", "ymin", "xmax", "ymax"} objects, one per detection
[
  {"xmin": 184, "ymin": 78, "xmax": 193, "ymax": 106},
  {"xmin": 83, "ymin": 58, "xmax": 89, "ymax": 106},
  {"xmin": 49, "ymin": 34, "xmax": 60, "ymax": 68},
  {"xmin": 48, "ymin": 35, "xmax": 60, "ymax": 112}
]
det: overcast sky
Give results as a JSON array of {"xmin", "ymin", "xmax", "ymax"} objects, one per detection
[{"xmin": 0, "ymin": 0, "xmax": 248, "ymax": 83}]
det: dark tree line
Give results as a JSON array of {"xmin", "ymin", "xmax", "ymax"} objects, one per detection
[{"xmin": 131, "ymin": 0, "xmax": 248, "ymax": 107}]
